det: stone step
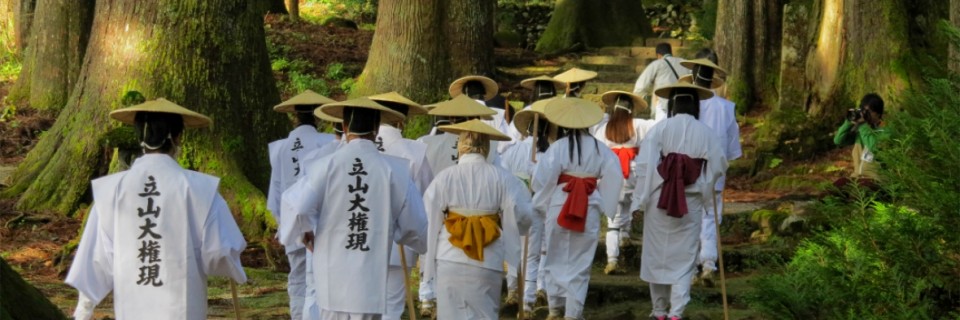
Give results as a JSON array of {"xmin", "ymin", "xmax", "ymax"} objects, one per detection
[
  {"xmin": 643, "ymin": 37, "xmax": 684, "ymax": 48},
  {"xmin": 596, "ymin": 46, "xmax": 660, "ymax": 60},
  {"xmin": 580, "ymin": 55, "xmax": 645, "ymax": 66},
  {"xmin": 593, "ymin": 70, "xmax": 639, "ymax": 83},
  {"xmin": 592, "ymin": 241, "xmax": 792, "ymax": 274},
  {"xmin": 577, "ymin": 62, "xmax": 637, "ymax": 74},
  {"xmin": 583, "ymin": 82, "xmax": 635, "ymax": 95}
]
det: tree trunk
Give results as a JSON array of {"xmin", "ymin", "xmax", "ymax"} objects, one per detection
[
  {"xmin": 8, "ymin": 0, "xmax": 94, "ymax": 112},
  {"xmin": 11, "ymin": 0, "xmax": 35, "ymax": 55},
  {"xmin": 714, "ymin": 0, "xmax": 783, "ymax": 113},
  {"xmin": 0, "ymin": 257, "xmax": 68, "ymax": 320},
  {"xmin": 286, "ymin": 0, "xmax": 298, "ymax": 22},
  {"xmin": 952, "ymin": 0, "xmax": 959, "ymax": 73},
  {"xmin": 0, "ymin": 0, "xmax": 14, "ymax": 54},
  {"xmin": 535, "ymin": 0, "xmax": 653, "ymax": 53},
  {"xmin": 267, "ymin": 0, "xmax": 287, "ymax": 14},
  {"xmin": 352, "ymin": 0, "xmax": 495, "ymax": 103},
  {"xmin": 1, "ymin": 0, "xmax": 287, "ymax": 240}
]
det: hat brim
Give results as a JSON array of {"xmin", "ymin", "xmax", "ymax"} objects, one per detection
[
  {"xmin": 273, "ymin": 90, "xmax": 337, "ymax": 113},
  {"xmin": 449, "ymin": 76, "xmax": 498, "ymax": 101},
  {"xmin": 680, "ymin": 59, "xmax": 728, "ymax": 78},
  {"xmin": 553, "ymin": 68, "xmax": 598, "ymax": 84},
  {"xmin": 369, "ymin": 92, "xmax": 428, "ymax": 116},
  {"xmin": 520, "ymin": 76, "xmax": 567, "ymax": 91},
  {"xmin": 653, "ymin": 83, "xmax": 715, "ymax": 100},
  {"xmin": 109, "ymin": 98, "xmax": 212, "ymax": 128},
  {"xmin": 601, "ymin": 91, "xmax": 648, "ymax": 115},
  {"xmin": 427, "ymin": 95, "xmax": 496, "ymax": 120},
  {"xmin": 317, "ymin": 98, "xmax": 405, "ymax": 125},
  {"xmin": 438, "ymin": 119, "xmax": 511, "ymax": 141},
  {"xmin": 542, "ymin": 98, "xmax": 603, "ymax": 129}
]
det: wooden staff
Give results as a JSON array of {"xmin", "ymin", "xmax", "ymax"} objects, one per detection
[
  {"xmin": 712, "ymin": 189, "xmax": 729, "ymax": 320},
  {"xmin": 529, "ymin": 113, "xmax": 539, "ymax": 163},
  {"xmin": 230, "ymin": 280, "xmax": 242, "ymax": 320},
  {"xmin": 398, "ymin": 245, "xmax": 418, "ymax": 320},
  {"xmin": 517, "ymin": 235, "xmax": 529, "ymax": 320}
]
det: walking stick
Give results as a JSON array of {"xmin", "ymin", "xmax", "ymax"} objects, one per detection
[
  {"xmin": 398, "ymin": 245, "xmax": 418, "ymax": 320},
  {"xmin": 230, "ymin": 280, "xmax": 242, "ymax": 320},
  {"xmin": 517, "ymin": 235, "xmax": 529, "ymax": 320},
  {"xmin": 712, "ymin": 189, "xmax": 729, "ymax": 320}
]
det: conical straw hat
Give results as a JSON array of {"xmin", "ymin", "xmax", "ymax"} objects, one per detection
[
  {"xmin": 438, "ymin": 119, "xmax": 511, "ymax": 141},
  {"xmin": 553, "ymin": 68, "xmax": 598, "ymax": 83},
  {"xmin": 653, "ymin": 82, "xmax": 715, "ymax": 100},
  {"xmin": 542, "ymin": 98, "xmax": 603, "ymax": 129},
  {"xmin": 678, "ymin": 74, "xmax": 725, "ymax": 89},
  {"xmin": 427, "ymin": 95, "xmax": 496, "ymax": 120},
  {"xmin": 110, "ymin": 98, "xmax": 212, "ymax": 128},
  {"xmin": 273, "ymin": 90, "xmax": 337, "ymax": 113},
  {"xmin": 512, "ymin": 98, "xmax": 555, "ymax": 133},
  {"xmin": 519, "ymin": 75, "xmax": 567, "ymax": 91},
  {"xmin": 317, "ymin": 97, "xmax": 405, "ymax": 124},
  {"xmin": 600, "ymin": 90, "xmax": 648, "ymax": 115},
  {"xmin": 368, "ymin": 91, "xmax": 428, "ymax": 116},
  {"xmin": 679, "ymin": 58, "xmax": 728, "ymax": 78},
  {"xmin": 449, "ymin": 75, "xmax": 498, "ymax": 101}
]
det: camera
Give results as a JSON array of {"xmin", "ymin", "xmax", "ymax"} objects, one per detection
[{"xmin": 846, "ymin": 108, "xmax": 865, "ymax": 122}]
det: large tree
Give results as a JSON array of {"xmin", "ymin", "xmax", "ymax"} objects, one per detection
[
  {"xmin": 952, "ymin": 0, "xmax": 959, "ymax": 73},
  {"xmin": 352, "ymin": 0, "xmax": 496, "ymax": 103},
  {"xmin": 714, "ymin": 0, "xmax": 783, "ymax": 113},
  {"xmin": 8, "ymin": 0, "xmax": 94, "ymax": 112},
  {"xmin": 535, "ymin": 0, "xmax": 653, "ymax": 53},
  {"xmin": 0, "ymin": 257, "xmax": 67, "ymax": 320},
  {"xmin": 1, "ymin": 0, "xmax": 286, "ymax": 240}
]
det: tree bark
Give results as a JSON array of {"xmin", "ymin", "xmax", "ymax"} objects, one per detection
[
  {"xmin": 8, "ymin": 0, "xmax": 94, "ymax": 112},
  {"xmin": 0, "ymin": 257, "xmax": 68, "ymax": 320},
  {"xmin": 952, "ymin": 0, "xmax": 959, "ymax": 73},
  {"xmin": 1, "ymin": 0, "xmax": 286, "ymax": 240},
  {"xmin": 352, "ymin": 0, "xmax": 495, "ymax": 103},
  {"xmin": 286, "ymin": 0, "xmax": 298, "ymax": 22},
  {"xmin": 0, "ymin": 0, "xmax": 14, "ymax": 54},
  {"xmin": 11, "ymin": 0, "xmax": 35, "ymax": 55},
  {"xmin": 535, "ymin": 0, "xmax": 653, "ymax": 53},
  {"xmin": 714, "ymin": 0, "xmax": 783, "ymax": 113}
]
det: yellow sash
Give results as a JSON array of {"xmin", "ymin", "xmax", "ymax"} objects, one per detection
[{"xmin": 444, "ymin": 211, "xmax": 501, "ymax": 261}]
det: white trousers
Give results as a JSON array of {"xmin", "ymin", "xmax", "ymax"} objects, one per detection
[
  {"xmin": 436, "ymin": 261, "xmax": 502, "ymax": 320},
  {"xmin": 319, "ymin": 310, "xmax": 380, "ymax": 320},
  {"xmin": 383, "ymin": 266, "xmax": 407, "ymax": 320},
  {"xmin": 542, "ymin": 223, "xmax": 598, "ymax": 319},
  {"xmin": 287, "ymin": 248, "xmax": 308, "ymax": 320},
  {"xmin": 304, "ymin": 249, "xmax": 319, "ymax": 319},
  {"xmin": 649, "ymin": 267, "xmax": 695, "ymax": 318},
  {"xmin": 606, "ymin": 190, "xmax": 634, "ymax": 263},
  {"xmin": 418, "ymin": 255, "xmax": 436, "ymax": 303},
  {"xmin": 699, "ymin": 192, "xmax": 723, "ymax": 271}
]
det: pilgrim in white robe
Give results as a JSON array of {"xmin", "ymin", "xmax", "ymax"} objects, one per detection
[
  {"xmin": 629, "ymin": 114, "xmax": 727, "ymax": 318},
  {"xmin": 531, "ymin": 133, "xmax": 622, "ymax": 319},
  {"xmin": 697, "ymin": 96, "xmax": 742, "ymax": 272},
  {"xmin": 419, "ymin": 132, "xmax": 500, "ymax": 176},
  {"xmin": 66, "ymin": 154, "xmax": 247, "ymax": 320},
  {"xmin": 268, "ymin": 125, "xmax": 335, "ymax": 319},
  {"xmin": 376, "ymin": 124, "xmax": 435, "ymax": 320},
  {"xmin": 633, "ymin": 55, "xmax": 691, "ymax": 121},
  {"xmin": 286, "ymin": 139, "xmax": 427, "ymax": 318},
  {"xmin": 592, "ymin": 119, "xmax": 656, "ymax": 263},
  {"xmin": 422, "ymin": 153, "xmax": 532, "ymax": 320}
]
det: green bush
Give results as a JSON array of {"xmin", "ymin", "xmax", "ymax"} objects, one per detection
[{"xmin": 749, "ymin": 58, "xmax": 960, "ymax": 319}]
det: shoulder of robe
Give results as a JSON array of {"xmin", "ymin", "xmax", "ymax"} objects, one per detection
[
  {"xmin": 182, "ymin": 170, "xmax": 221, "ymax": 192},
  {"xmin": 90, "ymin": 172, "xmax": 127, "ymax": 196},
  {"xmin": 381, "ymin": 154, "xmax": 412, "ymax": 175},
  {"xmin": 402, "ymin": 139, "xmax": 428, "ymax": 158}
]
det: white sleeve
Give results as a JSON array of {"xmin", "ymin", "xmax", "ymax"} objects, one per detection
[
  {"xmin": 266, "ymin": 141, "xmax": 284, "ymax": 221},
  {"xmin": 630, "ymin": 133, "xmax": 660, "ymax": 213},
  {"xmin": 531, "ymin": 149, "xmax": 560, "ymax": 218},
  {"xmin": 201, "ymin": 195, "xmax": 248, "ymax": 284},
  {"xmin": 421, "ymin": 178, "xmax": 445, "ymax": 285},
  {"xmin": 65, "ymin": 206, "xmax": 113, "ymax": 306},
  {"xmin": 414, "ymin": 154, "xmax": 435, "ymax": 195},
  {"xmin": 633, "ymin": 61, "xmax": 658, "ymax": 99},
  {"xmin": 394, "ymin": 180, "xmax": 428, "ymax": 254},
  {"xmin": 597, "ymin": 147, "xmax": 625, "ymax": 219},
  {"xmin": 503, "ymin": 172, "xmax": 533, "ymax": 236},
  {"xmin": 726, "ymin": 111, "xmax": 743, "ymax": 161}
]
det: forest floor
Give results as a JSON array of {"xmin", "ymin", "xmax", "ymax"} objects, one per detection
[{"xmin": 0, "ymin": 14, "xmax": 857, "ymax": 320}]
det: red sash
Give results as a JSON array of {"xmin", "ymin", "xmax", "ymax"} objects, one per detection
[
  {"xmin": 557, "ymin": 174, "xmax": 598, "ymax": 232},
  {"xmin": 656, "ymin": 153, "xmax": 705, "ymax": 218},
  {"xmin": 611, "ymin": 147, "xmax": 639, "ymax": 179}
]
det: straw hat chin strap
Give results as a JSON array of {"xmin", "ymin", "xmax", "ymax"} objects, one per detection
[
  {"xmin": 139, "ymin": 121, "xmax": 173, "ymax": 151},
  {"xmin": 613, "ymin": 96, "xmax": 632, "ymax": 114}
]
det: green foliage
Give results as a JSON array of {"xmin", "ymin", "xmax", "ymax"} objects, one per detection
[
  {"xmin": 750, "ymin": 43, "xmax": 960, "ymax": 318},
  {"xmin": 304, "ymin": 0, "xmax": 377, "ymax": 24},
  {"xmin": 120, "ymin": 91, "xmax": 146, "ymax": 106},
  {"xmin": 325, "ymin": 62, "xmax": 349, "ymax": 81},
  {"xmin": 287, "ymin": 71, "xmax": 330, "ymax": 96}
]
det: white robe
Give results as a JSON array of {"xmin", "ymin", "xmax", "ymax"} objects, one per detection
[
  {"xmin": 531, "ymin": 133, "xmax": 622, "ymax": 318},
  {"xmin": 418, "ymin": 132, "xmax": 500, "ymax": 177},
  {"xmin": 286, "ymin": 139, "xmax": 428, "ymax": 315},
  {"xmin": 268, "ymin": 125, "xmax": 336, "ymax": 238},
  {"xmin": 698, "ymin": 95, "xmax": 742, "ymax": 269},
  {"xmin": 633, "ymin": 55, "xmax": 691, "ymax": 121},
  {"xmin": 422, "ymin": 153, "xmax": 532, "ymax": 319},
  {"xmin": 629, "ymin": 114, "xmax": 727, "ymax": 284},
  {"xmin": 66, "ymin": 154, "xmax": 247, "ymax": 320}
]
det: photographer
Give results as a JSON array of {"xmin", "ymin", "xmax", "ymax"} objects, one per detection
[{"xmin": 833, "ymin": 93, "xmax": 889, "ymax": 192}]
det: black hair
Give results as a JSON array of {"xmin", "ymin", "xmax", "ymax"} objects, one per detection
[
  {"xmin": 377, "ymin": 101, "xmax": 409, "ymax": 127},
  {"xmin": 332, "ymin": 122, "xmax": 344, "ymax": 137},
  {"xmin": 530, "ymin": 81, "xmax": 557, "ymax": 105},
  {"xmin": 667, "ymin": 88, "xmax": 701, "ymax": 119},
  {"xmin": 656, "ymin": 43, "xmax": 673, "ymax": 56},
  {"xmin": 557, "ymin": 127, "xmax": 598, "ymax": 165},
  {"xmin": 463, "ymin": 81, "xmax": 487, "ymax": 100},
  {"xmin": 342, "ymin": 107, "xmax": 380, "ymax": 136},
  {"xmin": 567, "ymin": 81, "xmax": 585, "ymax": 97},
  {"xmin": 691, "ymin": 65, "xmax": 715, "ymax": 88},
  {"xmin": 134, "ymin": 111, "xmax": 185, "ymax": 153},
  {"xmin": 485, "ymin": 95, "xmax": 506, "ymax": 110},
  {"xmin": 695, "ymin": 48, "xmax": 719, "ymax": 64},
  {"xmin": 293, "ymin": 105, "xmax": 318, "ymax": 127},
  {"xmin": 534, "ymin": 119, "xmax": 550, "ymax": 153},
  {"xmin": 860, "ymin": 93, "xmax": 884, "ymax": 117}
]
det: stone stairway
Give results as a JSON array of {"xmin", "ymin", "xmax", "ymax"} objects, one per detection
[{"xmin": 575, "ymin": 38, "xmax": 688, "ymax": 111}]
